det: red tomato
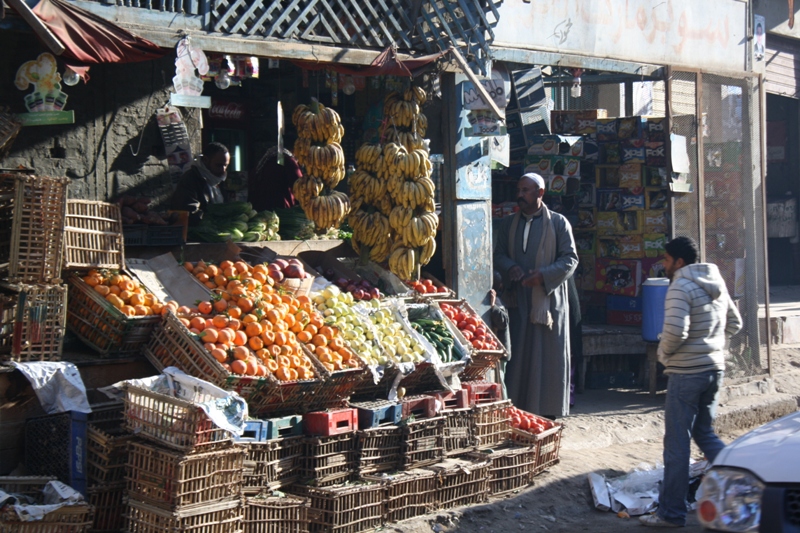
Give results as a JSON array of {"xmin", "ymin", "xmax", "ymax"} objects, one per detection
[
  {"xmin": 456, "ymin": 311, "xmax": 466, "ymax": 322},
  {"xmin": 463, "ymin": 324, "xmax": 476, "ymax": 333},
  {"xmin": 461, "ymin": 330, "xmax": 473, "ymax": 341},
  {"xmin": 511, "ymin": 416, "xmax": 521, "ymax": 428},
  {"xmin": 472, "ymin": 340, "xmax": 483, "ymax": 349},
  {"xmin": 422, "ymin": 279, "xmax": 434, "ymax": 287},
  {"xmin": 438, "ymin": 286, "xmax": 448, "ymax": 293},
  {"xmin": 465, "ymin": 316, "xmax": 479, "ymax": 327},
  {"xmin": 518, "ymin": 417, "xmax": 531, "ymax": 430},
  {"xmin": 440, "ymin": 303, "xmax": 451, "ymax": 311}
]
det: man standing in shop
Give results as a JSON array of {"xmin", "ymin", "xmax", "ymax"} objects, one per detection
[
  {"xmin": 169, "ymin": 142, "xmax": 230, "ymax": 225},
  {"xmin": 493, "ymin": 173, "xmax": 578, "ymax": 418},
  {"xmin": 640, "ymin": 236, "xmax": 742, "ymax": 528}
]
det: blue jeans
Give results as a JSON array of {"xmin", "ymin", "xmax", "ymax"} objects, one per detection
[{"xmin": 658, "ymin": 370, "xmax": 726, "ymax": 526}]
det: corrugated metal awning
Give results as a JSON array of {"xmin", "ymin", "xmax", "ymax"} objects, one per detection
[{"xmin": 765, "ymin": 34, "xmax": 800, "ymax": 99}]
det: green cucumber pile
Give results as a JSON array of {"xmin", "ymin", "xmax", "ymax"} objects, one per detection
[{"xmin": 410, "ymin": 318, "xmax": 460, "ymax": 363}]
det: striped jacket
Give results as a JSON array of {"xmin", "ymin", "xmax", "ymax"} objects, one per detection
[{"xmin": 657, "ymin": 263, "xmax": 742, "ymax": 374}]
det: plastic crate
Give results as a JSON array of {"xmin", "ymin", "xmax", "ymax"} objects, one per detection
[
  {"xmin": 400, "ymin": 416, "xmax": 445, "ymax": 470},
  {"xmin": 363, "ymin": 469, "xmax": 437, "ymax": 523},
  {"xmin": 467, "ymin": 445, "xmax": 537, "ymax": 496},
  {"xmin": 0, "ymin": 477, "xmax": 93, "ymax": 533},
  {"xmin": 432, "ymin": 389, "xmax": 469, "ymax": 411},
  {"xmin": 86, "ymin": 423, "xmax": 133, "ymax": 486},
  {"xmin": 0, "ymin": 282, "xmax": 67, "ymax": 362},
  {"xmin": 510, "ymin": 421, "xmax": 564, "ymax": 476},
  {"xmin": 351, "ymin": 400, "xmax": 402, "ymax": 429},
  {"xmin": 146, "ymin": 225, "xmax": 185, "ymax": 246},
  {"xmin": 471, "ymin": 400, "xmax": 512, "ymax": 450},
  {"xmin": 0, "ymin": 172, "xmax": 69, "ymax": 284},
  {"xmin": 243, "ymin": 436, "xmax": 304, "ymax": 493},
  {"xmin": 425, "ymin": 456, "xmax": 490, "ymax": 510},
  {"xmin": 62, "ymin": 200, "xmax": 124, "ymax": 271},
  {"xmin": 235, "ymin": 416, "xmax": 303, "ymax": 443},
  {"xmin": 67, "ymin": 273, "xmax": 161, "ymax": 358},
  {"xmin": 303, "ymin": 409, "xmax": 358, "ymax": 437},
  {"xmin": 301, "ymin": 434, "xmax": 357, "ymax": 487},
  {"xmin": 123, "ymin": 384, "xmax": 233, "ymax": 453},
  {"xmin": 442, "ymin": 408, "xmax": 475, "ymax": 456},
  {"xmin": 122, "ymin": 225, "xmax": 147, "ymax": 247},
  {"xmin": 124, "ymin": 498, "xmax": 243, "ymax": 533},
  {"xmin": 292, "ymin": 482, "xmax": 384, "ymax": 533},
  {"xmin": 126, "ymin": 439, "xmax": 244, "ymax": 510},
  {"xmin": 24, "ymin": 411, "xmax": 87, "ymax": 496},
  {"xmin": 401, "ymin": 395, "xmax": 437, "ymax": 420},
  {"xmin": 244, "ymin": 494, "xmax": 309, "ymax": 533},
  {"xmin": 461, "ymin": 381, "xmax": 502, "ymax": 406},
  {"xmin": 355, "ymin": 426, "xmax": 402, "ymax": 475},
  {"xmin": 88, "ymin": 482, "xmax": 125, "ymax": 533}
]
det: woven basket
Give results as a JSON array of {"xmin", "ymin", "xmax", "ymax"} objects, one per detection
[
  {"xmin": 243, "ymin": 494, "xmax": 309, "ymax": 533},
  {"xmin": 0, "ymin": 282, "xmax": 67, "ymax": 362},
  {"xmin": 124, "ymin": 498, "xmax": 243, "ymax": 533},
  {"xmin": 0, "ymin": 109, "xmax": 22, "ymax": 161},
  {"xmin": 62, "ymin": 201, "xmax": 124, "ymax": 271},
  {"xmin": 0, "ymin": 476, "xmax": 93, "ymax": 533},
  {"xmin": 511, "ymin": 421, "xmax": 564, "ymax": 476},
  {"xmin": 292, "ymin": 482, "xmax": 384, "ymax": 533}
]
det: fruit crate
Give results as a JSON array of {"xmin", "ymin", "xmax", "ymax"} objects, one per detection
[
  {"xmin": 143, "ymin": 311, "xmax": 274, "ymax": 405},
  {"xmin": 122, "ymin": 225, "xmax": 147, "ymax": 247},
  {"xmin": 125, "ymin": 498, "xmax": 243, "ymax": 533},
  {"xmin": 0, "ymin": 282, "xmax": 67, "ymax": 362},
  {"xmin": 461, "ymin": 381, "xmax": 502, "ymax": 406},
  {"xmin": 126, "ymin": 439, "xmax": 245, "ymax": 510},
  {"xmin": 292, "ymin": 482, "xmax": 384, "ymax": 533},
  {"xmin": 511, "ymin": 421, "xmax": 564, "ymax": 476},
  {"xmin": 62, "ymin": 200, "xmax": 125, "ymax": 271},
  {"xmin": 407, "ymin": 272, "xmax": 456, "ymax": 301},
  {"xmin": 362, "ymin": 469, "xmax": 437, "ymax": 523},
  {"xmin": 355, "ymin": 425, "xmax": 402, "ymax": 475},
  {"xmin": 67, "ymin": 273, "xmax": 161, "ymax": 358},
  {"xmin": 88, "ymin": 482, "xmax": 125, "ymax": 533},
  {"xmin": 86, "ymin": 423, "xmax": 133, "ymax": 486},
  {"xmin": 303, "ymin": 355, "xmax": 367, "ymax": 412},
  {"xmin": 348, "ymin": 363, "xmax": 400, "ymax": 402},
  {"xmin": 0, "ymin": 172, "xmax": 69, "ymax": 284},
  {"xmin": 467, "ymin": 445, "xmax": 537, "ymax": 496},
  {"xmin": 123, "ymin": 384, "xmax": 233, "ymax": 453},
  {"xmin": 244, "ymin": 494, "xmax": 309, "ymax": 533},
  {"xmin": 0, "ymin": 109, "xmax": 22, "ymax": 160},
  {"xmin": 0, "ymin": 477, "xmax": 93, "ymax": 533},
  {"xmin": 401, "ymin": 394, "xmax": 438, "ymax": 420},
  {"xmin": 301, "ymin": 433, "xmax": 357, "ymax": 487},
  {"xmin": 303, "ymin": 408, "xmax": 358, "ymax": 437},
  {"xmin": 24, "ymin": 411, "xmax": 87, "ymax": 496},
  {"xmin": 425, "ymin": 456, "xmax": 490, "ymax": 510},
  {"xmin": 236, "ymin": 416, "xmax": 303, "ymax": 443},
  {"xmin": 471, "ymin": 400, "xmax": 512, "ymax": 450},
  {"xmin": 351, "ymin": 400, "xmax": 402, "ymax": 429},
  {"xmin": 431, "ymin": 389, "xmax": 470, "ymax": 411},
  {"xmin": 442, "ymin": 408, "xmax": 476, "ymax": 456},
  {"xmin": 243, "ymin": 436, "xmax": 304, "ymax": 493},
  {"xmin": 400, "ymin": 416, "xmax": 445, "ymax": 470}
]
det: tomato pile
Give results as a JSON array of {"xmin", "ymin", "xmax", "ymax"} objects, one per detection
[
  {"xmin": 510, "ymin": 406, "xmax": 555, "ymax": 434},
  {"xmin": 439, "ymin": 302, "xmax": 500, "ymax": 351},
  {"xmin": 407, "ymin": 278, "xmax": 449, "ymax": 295}
]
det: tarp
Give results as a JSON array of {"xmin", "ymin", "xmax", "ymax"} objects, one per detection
[
  {"xmin": 29, "ymin": 0, "xmax": 166, "ymax": 81},
  {"xmin": 292, "ymin": 45, "xmax": 449, "ymax": 78}
]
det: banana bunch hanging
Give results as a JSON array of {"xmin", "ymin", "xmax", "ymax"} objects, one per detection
[
  {"xmin": 348, "ymin": 142, "xmax": 392, "ymax": 263},
  {"xmin": 292, "ymin": 100, "xmax": 350, "ymax": 232},
  {"xmin": 383, "ymin": 88, "xmax": 428, "ymax": 152}
]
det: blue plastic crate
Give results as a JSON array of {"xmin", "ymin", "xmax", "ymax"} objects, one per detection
[
  {"xmin": 25, "ymin": 410, "xmax": 87, "ymax": 496},
  {"xmin": 352, "ymin": 400, "xmax": 403, "ymax": 429},
  {"xmin": 235, "ymin": 420, "xmax": 268, "ymax": 442}
]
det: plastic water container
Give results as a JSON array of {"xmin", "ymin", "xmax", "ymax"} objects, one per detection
[{"xmin": 642, "ymin": 278, "xmax": 670, "ymax": 342}]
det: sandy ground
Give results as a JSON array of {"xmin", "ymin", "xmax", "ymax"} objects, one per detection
[{"xmin": 385, "ymin": 346, "xmax": 800, "ymax": 533}]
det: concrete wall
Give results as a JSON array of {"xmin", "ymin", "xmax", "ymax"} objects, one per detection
[{"xmin": 0, "ymin": 30, "xmax": 198, "ymax": 206}]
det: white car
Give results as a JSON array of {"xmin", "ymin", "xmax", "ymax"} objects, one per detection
[{"xmin": 696, "ymin": 410, "xmax": 800, "ymax": 532}]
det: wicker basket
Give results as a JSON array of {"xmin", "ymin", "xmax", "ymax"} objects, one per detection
[
  {"xmin": 467, "ymin": 445, "xmax": 537, "ymax": 496},
  {"xmin": 66, "ymin": 273, "xmax": 161, "ymax": 358},
  {"xmin": 301, "ymin": 433, "xmax": 358, "ymax": 487},
  {"xmin": 363, "ymin": 469, "xmax": 437, "ymax": 523},
  {"xmin": 355, "ymin": 426, "xmax": 402, "ymax": 475},
  {"xmin": 126, "ymin": 439, "xmax": 245, "ymax": 510},
  {"xmin": 0, "ymin": 109, "xmax": 22, "ymax": 161},
  {"xmin": 247, "ymin": 345, "xmax": 326, "ymax": 418},
  {"xmin": 304, "ymin": 362, "xmax": 367, "ymax": 413},
  {"xmin": 244, "ymin": 494, "xmax": 309, "ymax": 533},
  {"xmin": 400, "ymin": 416, "xmax": 445, "ymax": 470},
  {"xmin": 425, "ymin": 456, "xmax": 490, "ymax": 510},
  {"xmin": 0, "ymin": 172, "xmax": 69, "ymax": 284},
  {"xmin": 292, "ymin": 482, "xmax": 384, "ymax": 533},
  {"xmin": 62, "ymin": 200, "xmax": 125, "ymax": 271},
  {"xmin": 0, "ymin": 282, "xmax": 67, "ymax": 362},
  {"xmin": 510, "ymin": 421, "xmax": 564, "ymax": 476},
  {"xmin": 123, "ymin": 384, "xmax": 233, "ymax": 453},
  {"xmin": 442, "ymin": 408, "xmax": 476, "ymax": 456},
  {"xmin": 471, "ymin": 400, "xmax": 512, "ymax": 450},
  {"xmin": 243, "ymin": 436, "xmax": 304, "ymax": 494},
  {"xmin": 88, "ymin": 482, "xmax": 125, "ymax": 533},
  {"xmin": 0, "ymin": 476, "xmax": 94, "ymax": 533},
  {"xmin": 86, "ymin": 423, "xmax": 133, "ymax": 486},
  {"xmin": 125, "ymin": 498, "xmax": 243, "ymax": 533}
]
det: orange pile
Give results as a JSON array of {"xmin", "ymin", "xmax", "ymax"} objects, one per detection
[{"xmin": 82, "ymin": 270, "xmax": 164, "ymax": 317}]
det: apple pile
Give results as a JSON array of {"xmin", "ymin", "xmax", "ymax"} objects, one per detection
[
  {"xmin": 322, "ymin": 269, "xmax": 383, "ymax": 301},
  {"xmin": 407, "ymin": 278, "xmax": 449, "ymax": 295},
  {"xmin": 439, "ymin": 302, "xmax": 501, "ymax": 351},
  {"xmin": 510, "ymin": 406, "xmax": 556, "ymax": 434},
  {"xmin": 267, "ymin": 258, "xmax": 309, "ymax": 283}
]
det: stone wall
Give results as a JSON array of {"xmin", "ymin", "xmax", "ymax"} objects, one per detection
[{"xmin": 0, "ymin": 30, "xmax": 200, "ymax": 206}]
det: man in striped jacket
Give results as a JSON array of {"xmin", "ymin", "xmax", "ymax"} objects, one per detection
[{"xmin": 640, "ymin": 236, "xmax": 742, "ymax": 528}]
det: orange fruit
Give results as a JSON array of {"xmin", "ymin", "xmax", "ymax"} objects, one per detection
[
  {"xmin": 245, "ymin": 358, "xmax": 258, "ymax": 376},
  {"xmin": 213, "ymin": 299, "xmax": 228, "ymax": 313},
  {"xmin": 105, "ymin": 294, "xmax": 124, "ymax": 309},
  {"xmin": 296, "ymin": 330, "xmax": 312, "ymax": 343},
  {"xmin": 237, "ymin": 297, "xmax": 254, "ymax": 313},
  {"xmin": 189, "ymin": 317, "xmax": 206, "ymax": 331},
  {"xmin": 83, "ymin": 275, "xmax": 101, "ymax": 287},
  {"xmin": 245, "ymin": 322, "xmax": 263, "ymax": 337},
  {"xmin": 196, "ymin": 272, "xmax": 210, "ymax": 283},
  {"xmin": 232, "ymin": 346, "xmax": 250, "ymax": 360},
  {"xmin": 242, "ymin": 313, "xmax": 258, "ymax": 324},
  {"xmin": 214, "ymin": 275, "xmax": 227, "ymax": 287},
  {"xmin": 234, "ymin": 261, "xmax": 249, "ymax": 274},
  {"xmin": 260, "ymin": 330, "xmax": 276, "ymax": 345},
  {"xmin": 134, "ymin": 305, "xmax": 150, "ymax": 316},
  {"xmin": 201, "ymin": 328, "xmax": 219, "ymax": 343},
  {"xmin": 212, "ymin": 315, "xmax": 229, "ymax": 329},
  {"xmin": 228, "ymin": 318, "xmax": 241, "ymax": 331},
  {"xmin": 230, "ymin": 359, "xmax": 247, "ymax": 375},
  {"xmin": 255, "ymin": 364, "xmax": 268, "ymax": 377},
  {"xmin": 120, "ymin": 305, "xmax": 137, "ymax": 317},
  {"xmin": 248, "ymin": 336, "xmax": 264, "ymax": 351},
  {"xmin": 265, "ymin": 359, "xmax": 279, "ymax": 373},
  {"xmin": 223, "ymin": 266, "xmax": 237, "ymax": 278},
  {"xmin": 198, "ymin": 301, "xmax": 213, "ymax": 315},
  {"xmin": 211, "ymin": 348, "xmax": 229, "ymax": 363},
  {"xmin": 206, "ymin": 265, "xmax": 220, "ymax": 277},
  {"xmin": 227, "ymin": 306, "xmax": 242, "ymax": 319},
  {"xmin": 233, "ymin": 330, "xmax": 248, "ymax": 346},
  {"xmin": 311, "ymin": 334, "xmax": 327, "ymax": 347},
  {"xmin": 319, "ymin": 326, "xmax": 335, "ymax": 340},
  {"xmin": 94, "ymin": 285, "xmax": 111, "ymax": 296},
  {"xmin": 218, "ymin": 328, "xmax": 235, "ymax": 345},
  {"xmin": 183, "ymin": 262, "xmax": 194, "ymax": 272}
]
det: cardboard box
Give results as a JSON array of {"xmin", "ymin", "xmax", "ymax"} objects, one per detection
[
  {"xmin": 643, "ymin": 233, "xmax": 667, "ymax": 258},
  {"xmin": 644, "ymin": 116, "xmax": 667, "ymax": 142},
  {"xmin": 622, "ymin": 140, "xmax": 647, "ymax": 164},
  {"xmin": 606, "ymin": 310, "xmax": 643, "ymax": 327},
  {"xmin": 575, "ymin": 208, "xmax": 597, "ymax": 230},
  {"xmin": 574, "ymin": 232, "xmax": 597, "ymax": 254},
  {"xmin": 527, "ymin": 135, "xmax": 561, "ymax": 155},
  {"xmin": 550, "ymin": 109, "xmax": 607, "ymax": 135},
  {"xmin": 597, "ymin": 188, "xmax": 625, "ymax": 211},
  {"xmin": 620, "ymin": 191, "xmax": 646, "ymax": 211},
  {"xmin": 596, "ymin": 166, "xmax": 621, "ymax": 188},
  {"xmin": 616, "ymin": 116, "xmax": 645, "ymax": 140},
  {"xmin": 596, "ymin": 211, "xmax": 621, "ymax": 235},
  {"xmin": 618, "ymin": 164, "xmax": 642, "ymax": 189},
  {"xmin": 563, "ymin": 136, "xmax": 585, "ymax": 157},
  {"xmin": 578, "ymin": 183, "xmax": 596, "ymax": 207},
  {"xmin": 595, "ymin": 258, "xmax": 642, "ymax": 296},
  {"xmin": 598, "ymin": 235, "xmax": 644, "ymax": 259},
  {"xmin": 583, "ymin": 136, "xmax": 600, "ymax": 161},
  {"xmin": 645, "ymin": 188, "xmax": 669, "ymax": 210},
  {"xmin": 643, "ymin": 210, "xmax": 668, "ymax": 233},
  {"xmin": 644, "ymin": 166, "xmax": 668, "ymax": 188},
  {"xmin": 645, "ymin": 142, "xmax": 667, "ymax": 167},
  {"xmin": 576, "ymin": 254, "xmax": 596, "ymax": 291},
  {"xmin": 599, "ymin": 142, "xmax": 622, "ymax": 164},
  {"xmin": 606, "ymin": 295, "xmax": 643, "ymax": 312},
  {"xmin": 548, "ymin": 175, "xmax": 568, "ymax": 195},
  {"xmin": 642, "ymin": 256, "xmax": 667, "ymax": 280},
  {"xmin": 596, "ymin": 119, "xmax": 618, "ymax": 141},
  {"xmin": 618, "ymin": 211, "xmax": 644, "ymax": 234}
]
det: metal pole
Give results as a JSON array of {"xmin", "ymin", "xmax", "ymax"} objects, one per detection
[
  {"xmin": 758, "ymin": 74, "xmax": 773, "ymax": 376},
  {"xmin": 696, "ymin": 73, "xmax": 706, "ymax": 261}
]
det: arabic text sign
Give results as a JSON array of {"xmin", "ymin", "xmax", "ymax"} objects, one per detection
[{"xmin": 493, "ymin": 0, "xmax": 746, "ymax": 73}]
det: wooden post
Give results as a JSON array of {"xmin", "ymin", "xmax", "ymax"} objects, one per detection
[
  {"xmin": 6, "ymin": 0, "xmax": 66, "ymax": 56},
  {"xmin": 448, "ymin": 46, "xmax": 504, "ymax": 119}
]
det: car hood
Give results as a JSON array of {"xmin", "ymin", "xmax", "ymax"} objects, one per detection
[{"xmin": 713, "ymin": 411, "xmax": 800, "ymax": 483}]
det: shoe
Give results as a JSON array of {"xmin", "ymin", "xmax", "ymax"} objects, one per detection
[{"xmin": 639, "ymin": 514, "xmax": 681, "ymax": 527}]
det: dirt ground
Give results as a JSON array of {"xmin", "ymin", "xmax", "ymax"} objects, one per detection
[{"xmin": 386, "ymin": 346, "xmax": 800, "ymax": 533}]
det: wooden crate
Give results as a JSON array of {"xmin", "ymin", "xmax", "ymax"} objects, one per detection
[
  {"xmin": 243, "ymin": 436, "xmax": 304, "ymax": 493},
  {"xmin": 0, "ymin": 172, "xmax": 68, "ymax": 284},
  {"xmin": 86, "ymin": 423, "xmax": 133, "ymax": 486},
  {"xmin": 0, "ymin": 282, "xmax": 67, "ymax": 362},
  {"xmin": 467, "ymin": 445, "xmax": 537, "ymax": 496},
  {"xmin": 425, "ymin": 457, "xmax": 490, "ymax": 510},
  {"xmin": 88, "ymin": 482, "xmax": 125, "ymax": 533},
  {"xmin": 0, "ymin": 476, "xmax": 93, "ymax": 533},
  {"xmin": 348, "ymin": 364, "xmax": 400, "ymax": 403},
  {"xmin": 244, "ymin": 494, "xmax": 309, "ymax": 533},
  {"xmin": 301, "ymin": 433, "xmax": 357, "ymax": 487},
  {"xmin": 126, "ymin": 439, "xmax": 244, "ymax": 510},
  {"xmin": 125, "ymin": 498, "xmax": 243, "ymax": 533},
  {"xmin": 67, "ymin": 273, "xmax": 161, "ymax": 357},
  {"xmin": 363, "ymin": 469, "xmax": 437, "ymax": 523},
  {"xmin": 471, "ymin": 400, "xmax": 512, "ymax": 450},
  {"xmin": 400, "ymin": 416, "xmax": 445, "ymax": 470},
  {"xmin": 511, "ymin": 422, "xmax": 564, "ymax": 476},
  {"xmin": 62, "ymin": 200, "xmax": 124, "ymax": 271},
  {"xmin": 292, "ymin": 482, "xmax": 384, "ymax": 533},
  {"xmin": 355, "ymin": 426, "xmax": 402, "ymax": 475},
  {"xmin": 442, "ymin": 408, "xmax": 476, "ymax": 456}
]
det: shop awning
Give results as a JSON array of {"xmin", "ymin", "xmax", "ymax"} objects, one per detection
[
  {"xmin": 15, "ymin": 0, "xmax": 166, "ymax": 81},
  {"xmin": 292, "ymin": 46, "xmax": 450, "ymax": 78}
]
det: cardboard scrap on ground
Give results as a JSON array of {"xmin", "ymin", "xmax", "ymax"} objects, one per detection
[{"xmin": 127, "ymin": 253, "xmax": 211, "ymax": 305}]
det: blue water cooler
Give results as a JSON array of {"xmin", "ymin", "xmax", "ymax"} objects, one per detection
[{"xmin": 642, "ymin": 278, "xmax": 670, "ymax": 342}]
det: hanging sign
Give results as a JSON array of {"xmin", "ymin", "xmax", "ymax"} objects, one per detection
[
  {"xmin": 15, "ymin": 53, "xmax": 74, "ymax": 126},
  {"xmin": 463, "ymin": 66, "xmax": 511, "ymax": 137},
  {"xmin": 170, "ymin": 36, "xmax": 211, "ymax": 108}
]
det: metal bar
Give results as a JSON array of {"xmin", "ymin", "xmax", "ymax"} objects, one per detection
[
  {"xmin": 6, "ymin": 0, "xmax": 66, "ymax": 55},
  {"xmin": 666, "ymin": 66, "xmax": 676, "ymax": 241},
  {"xmin": 441, "ymin": 72, "xmax": 457, "ymax": 292},
  {"xmin": 696, "ymin": 72, "xmax": 706, "ymax": 261},
  {"xmin": 449, "ymin": 46, "xmax": 505, "ymax": 119},
  {"xmin": 758, "ymin": 73, "xmax": 772, "ymax": 375}
]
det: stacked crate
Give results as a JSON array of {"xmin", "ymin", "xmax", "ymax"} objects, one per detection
[
  {"xmin": 86, "ymin": 403, "xmax": 131, "ymax": 533},
  {"xmin": 301, "ymin": 408, "xmax": 359, "ymax": 487},
  {"xmin": 239, "ymin": 415, "xmax": 304, "ymax": 494},
  {"xmin": 352, "ymin": 400, "xmax": 403, "ymax": 475}
]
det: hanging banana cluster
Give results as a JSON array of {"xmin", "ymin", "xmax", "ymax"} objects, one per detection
[
  {"xmin": 292, "ymin": 101, "xmax": 350, "ymax": 232},
  {"xmin": 383, "ymin": 88, "xmax": 428, "ymax": 152},
  {"xmin": 349, "ymin": 143, "xmax": 392, "ymax": 263}
]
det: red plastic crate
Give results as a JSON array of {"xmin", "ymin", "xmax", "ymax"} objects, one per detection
[
  {"xmin": 303, "ymin": 408, "xmax": 358, "ymax": 436},
  {"xmin": 432, "ymin": 389, "xmax": 470, "ymax": 411},
  {"xmin": 462, "ymin": 381, "xmax": 502, "ymax": 406},
  {"xmin": 401, "ymin": 395, "xmax": 438, "ymax": 420}
]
